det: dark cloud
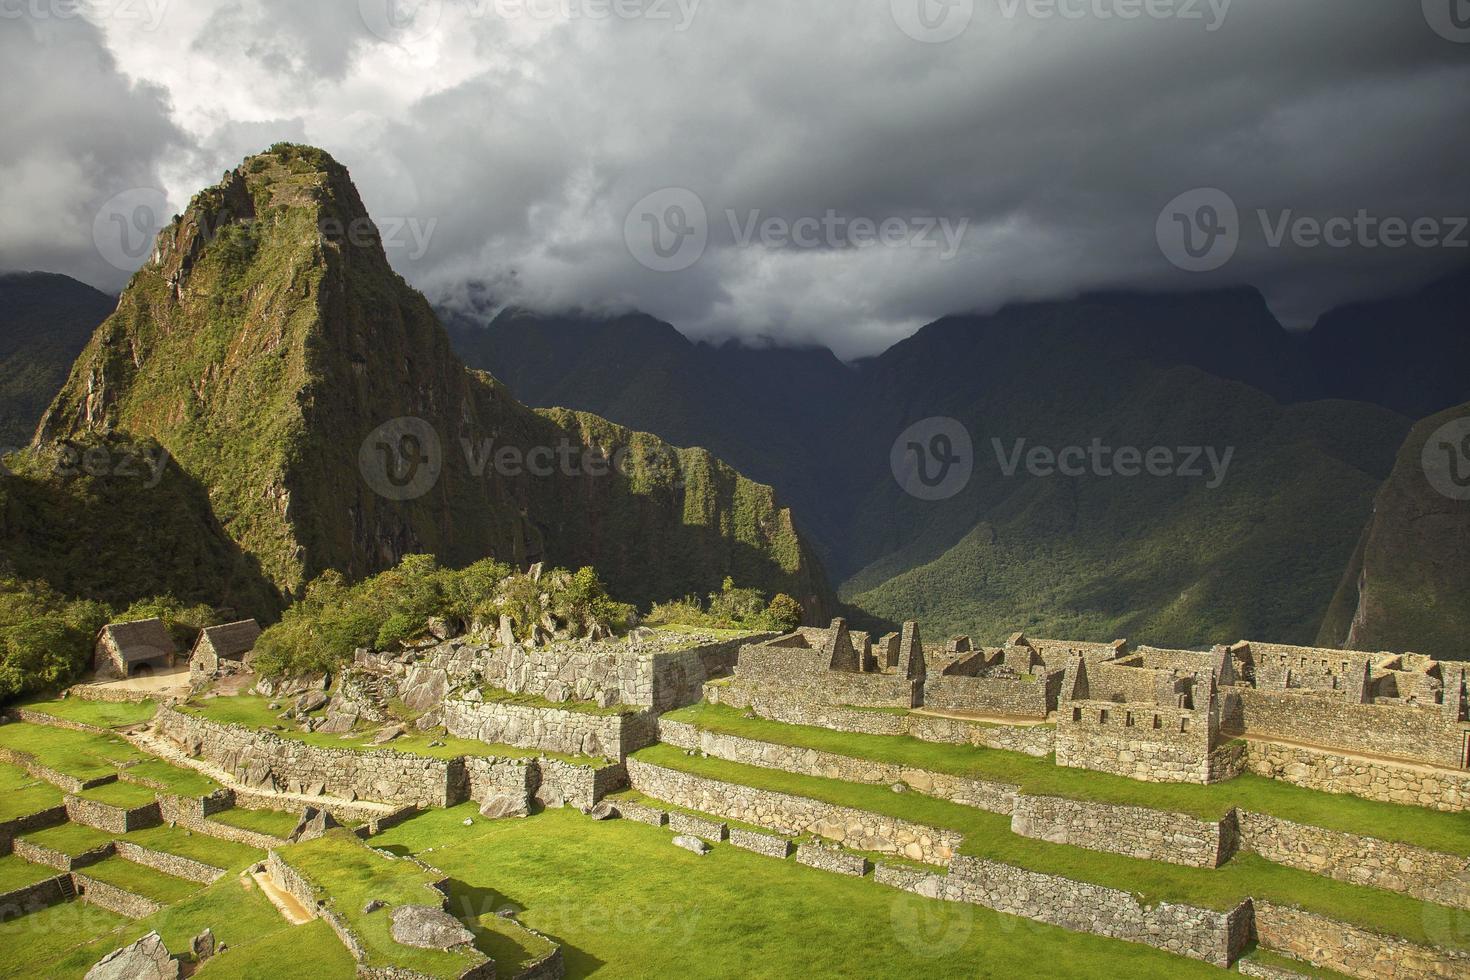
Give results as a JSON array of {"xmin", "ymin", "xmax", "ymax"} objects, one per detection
[{"xmin": 3, "ymin": 1, "xmax": 1467, "ymax": 354}]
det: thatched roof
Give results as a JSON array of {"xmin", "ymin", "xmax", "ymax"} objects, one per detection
[
  {"xmin": 100, "ymin": 619, "xmax": 177, "ymax": 662},
  {"xmin": 195, "ymin": 620, "xmax": 261, "ymax": 659}
]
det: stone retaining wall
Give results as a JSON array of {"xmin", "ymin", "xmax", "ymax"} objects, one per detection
[
  {"xmin": 72, "ymin": 872, "xmax": 163, "ymax": 918},
  {"xmin": 12, "ymin": 836, "xmax": 113, "ymax": 871},
  {"xmin": 536, "ymin": 760, "xmax": 626, "ymax": 810},
  {"xmin": 1238, "ymin": 812, "xmax": 1470, "ymax": 910},
  {"xmin": 1009, "ymin": 795, "xmax": 1236, "ymax": 868},
  {"xmin": 626, "ymin": 759, "xmax": 961, "ymax": 865},
  {"xmin": 64, "ymin": 683, "xmax": 159, "ymax": 704},
  {"xmin": 0, "ymin": 746, "xmax": 114, "ymax": 794},
  {"xmin": 1244, "ymin": 741, "xmax": 1469, "ymax": 813},
  {"xmin": 1253, "ymin": 901, "xmax": 1470, "ymax": 979},
  {"xmin": 878, "ymin": 858, "xmax": 1251, "ymax": 968},
  {"xmin": 615, "ymin": 800, "xmax": 668, "ymax": 826},
  {"xmin": 0, "ymin": 875, "xmax": 70, "ymax": 917},
  {"xmin": 667, "ymin": 811, "xmax": 727, "ymax": 841},
  {"xmin": 728, "ymin": 827, "xmax": 792, "ymax": 858},
  {"xmin": 658, "ymin": 719, "xmax": 1018, "ymax": 814},
  {"xmin": 463, "ymin": 755, "xmax": 536, "ymax": 809},
  {"xmin": 114, "ymin": 841, "xmax": 226, "ymax": 883},
  {"xmin": 230, "ymin": 788, "xmax": 393, "ymax": 828},
  {"xmin": 0, "ymin": 805, "xmax": 67, "ymax": 855},
  {"xmin": 905, "ymin": 714, "xmax": 1056, "ymax": 757},
  {"xmin": 64, "ymin": 794, "xmax": 161, "ymax": 834},
  {"xmin": 796, "ymin": 844, "xmax": 867, "ymax": 876},
  {"xmin": 157, "ymin": 707, "xmax": 463, "ymax": 808},
  {"xmin": 3, "ymin": 707, "xmax": 109, "ymax": 734},
  {"xmin": 441, "ymin": 699, "xmax": 657, "ymax": 761}
]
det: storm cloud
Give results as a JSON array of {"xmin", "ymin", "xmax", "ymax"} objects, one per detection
[{"xmin": 2, "ymin": 0, "xmax": 1467, "ymax": 356}]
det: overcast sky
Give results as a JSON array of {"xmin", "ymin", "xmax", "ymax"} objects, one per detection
[{"xmin": 2, "ymin": 1, "xmax": 1467, "ymax": 357}]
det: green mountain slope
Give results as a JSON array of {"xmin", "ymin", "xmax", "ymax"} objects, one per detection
[
  {"xmin": 0, "ymin": 272, "xmax": 114, "ymax": 447},
  {"xmin": 26, "ymin": 144, "xmax": 828, "ymax": 617},
  {"xmin": 1317, "ymin": 402, "xmax": 1470, "ymax": 659}
]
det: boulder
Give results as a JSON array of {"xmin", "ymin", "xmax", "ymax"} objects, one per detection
[
  {"xmin": 85, "ymin": 931, "xmax": 178, "ymax": 980},
  {"xmin": 372, "ymin": 724, "xmax": 405, "ymax": 745},
  {"xmin": 289, "ymin": 808, "xmax": 340, "ymax": 843},
  {"xmin": 390, "ymin": 906, "xmax": 476, "ymax": 951},
  {"xmin": 672, "ymin": 835, "xmax": 710, "ymax": 855},
  {"xmin": 463, "ymin": 688, "xmax": 484, "ymax": 703},
  {"xmin": 479, "ymin": 793, "xmax": 530, "ymax": 820},
  {"xmin": 190, "ymin": 929, "xmax": 216, "ymax": 962},
  {"xmin": 363, "ymin": 899, "xmax": 386, "ymax": 914},
  {"xmin": 297, "ymin": 690, "xmax": 329, "ymax": 713},
  {"xmin": 588, "ymin": 802, "xmax": 617, "ymax": 821}
]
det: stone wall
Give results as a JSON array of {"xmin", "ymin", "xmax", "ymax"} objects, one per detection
[
  {"xmin": 658, "ymin": 719, "xmax": 1018, "ymax": 814},
  {"xmin": 667, "ymin": 811, "xmax": 727, "ymax": 841},
  {"xmin": 463, "ymin": 755, "xmax": 536, "ymax": 808},
  {"xmin": 0, "ymin": 745, "xmax": 112, "ymax": 794},
  {"xmin": 4, "ymin": 707, "xmax": 109, "ymax": 734},
  {"xmin": 879, "ymin": 858, "xmax": 1252, "ymax": 968},
  {"xmin": 13, "ymin": 836, "xmax": 113, "ymax": 871},
  {"xmin": 1009, "ymin": 795, "xmax": 1236, "ymax": 868},
  {"xmin": 625, "ymin": 759, "xmax": 962, "ymax": 865},
  {"xmin": 0, "ymin": 875, "xmax": 69, "ymax": 918},
  {"xmin": 1055, "ymin": 701, "xmax": 1235, "ymax": 784},
  {"xmin": 158, "ymin": 707, "xmax": 464, "ymax": 808},
  {"xmin": 921, "ymin": 674, "xmax": 1051, "ymax": 719},
  {"xmin": 615, "ymin": 800, "xmax": 668, "ymax": 826},
  {"xmin": 1253, "ymin": 901, "xmax": 1470, "ymax": 980},
  {"xmin": 905, "ymin": 714, "xmax": 1056, "ymax": 758},
  {"xmin": 72, "ymin": 872, "xmax": 163, "ymax": 918},
  {"xmin": 441, "ymin": 699, "xmax": 656, "ymax": 760},
  {"xmin": 0, "ymin": 805, "xmax": 67, "ymax": 856},
  {"xmin": 1238, "ymin": 812, "xmax": 1470, "ymax": 909},
  {"xmin": 1244, "ymin": 741, "xmax": 1469, "ymax": 813},
  {"xmin": 114, "ymin": 840, "xmax": 226, "ymax": 883},
  {"xmin": 795, "ymin": 843, "xmax": 866, "ymax": 876},
  {"xmin": 1229, "ymin": 689, "xmax": 1466, "ymax": 771},
  {"xmin": 728, "ymin": 827, "xmax": 791, "ymax": 858},
  {"xmin": 536, "ymin": 759, "xmax": 626, "ymax": 810},
  {"xmin": 64, "ymin": 794, "xmax": 161, "ymax": 834}
]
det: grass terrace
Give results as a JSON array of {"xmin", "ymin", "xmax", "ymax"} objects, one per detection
[
  {"xmin": 119, "ymin": 757, "xmax": 224, "ymax": 798},
  {"xmin": 0, "ymin": 853, "xmax": 56, "ymax": 892},
  {"xmin": 0, "ymin": 901, "xmax": 133, "ymax": 980},
  {"xmin": 371, "ymin": 805, "xmax": 1221, "ymax": 979},
  {"xmin": 182, "ymin": 694, "xmax": 610, "ymax": 766},
  {"xmin": 477, "ymin": 686, "xmax": 637, "ymax": 717},
  {"xmin": 79, "ymin": 854, "xmax": 204, "ymax": 905},
  {"xmin": 666, "ymin": 701, "xmax": 1470, "ymax": 855},
  {"xmin": 208, "ymin": 806, "xmax": 302, "ymax": 839},
  {"xmin": 124, "ymin": 824, "xmax": 264, "ymax": 872},
  {"xmin": 19, "ymin": 821, "xmax": 115, "ymax": 857},
  {"xmin": 0, "ymin": 760, "xmax": 63, "ymax": 821},
  {"xmin": 284, "ymin": 829, "xmax": 489, "ymax": 978},
  {"xmin": 632, "ymin": 743, "xmax": 1470, "ymax": 951},
  {"xmin": 78, "ymin": 779, "xmax": 162, "ymax": 809},
  {"xmin": 0, "ymin": 722, "xmax": 147, "ymax": 782},
  {"xmin": 16, "ymin": 697, "xmax": 158, "ymax": 730}
]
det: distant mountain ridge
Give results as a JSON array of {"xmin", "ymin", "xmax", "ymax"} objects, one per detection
[{"xmin": 12, "ymin": 145, "xmax": 830, "ymax": 620}]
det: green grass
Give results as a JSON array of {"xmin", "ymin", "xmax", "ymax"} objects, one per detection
[
  {"xmin": 195, "ymin": 919, "xmax": 357, "ymax": 979},
  {"xmin": 19, "ymin": 821, "xmax": 115, "ymax": 856},
  {"xmin": 182, "ymin": 695, "xmax": 609, "ymax": 766},
  {"xmin": 285, "ymin": 830, "xmax": 488, "ymax": 978},
  {"xmin": 0, "ymin": 722, "xmax": 146, "ymax": 781},
  {"xmin": 632, "ymin": 743, "xmax": 1469, "ymax": 951},
  {"xmin": 123, "ymin": 825, "xmax": 263, "ymax": 872},
  {"xmin": 0, "ymin": 853, "xmax": 56, "ymax": 892},
  {"xmin": 78, "ymin": 780, "xmax": 159, "ymax": 809},
  {"xmin": 478, "ymin": 686, "xmax": 635, "ymax": 717},
  {"xmin": 208, "ymin": 807, "xmax": 302, "ymax": 839},
  {"xmin": 1244, "ymin": 947, "xmax": 1356, "ymax": 980},
  {"xmin": 120, "ymin": 758, "xmax": 223, "ymax": 798},
  {"xmin": 371, "ymin": 805, "xmax": 1222, "ymax": 979},
  {"xmin": 0, "ymin": 760, "xmax": 62, "ymax": 822},
  {"xmin": 666, "ymin": 702, "xmax": 1470, "ymax": 855},
  {"xmin": 79, "ymin": 855, "xmax": 204, "ymax": 905},
  {"xmin": 0, "ymin": 901, "xmax": 133, "ymax": 979},
  {"xmin": 17, "ymin": 698, "xmax": 158, "ymax": 729}
]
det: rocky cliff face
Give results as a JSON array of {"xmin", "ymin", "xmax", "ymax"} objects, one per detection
[
  {"xmin": 35, "ymin": 144, "xmax": 828, "ymax": 616},
  {"xmin": 1318, "ymin": 403, "xmax": 1470, "ymax": 660}
]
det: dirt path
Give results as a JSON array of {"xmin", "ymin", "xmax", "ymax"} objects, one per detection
[{"xmin": 249, "ymin": 871, "xmax": 314, "ymax": 925}]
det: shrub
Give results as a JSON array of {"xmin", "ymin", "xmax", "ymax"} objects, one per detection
[{"xmin": 645, "ymin": 579, "xmax": 804, "ymax": 632}]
